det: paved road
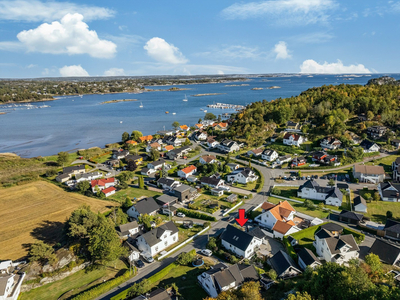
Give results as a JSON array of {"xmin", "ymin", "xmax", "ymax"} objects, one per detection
[{"xmin": 71, "ymin": 159, "xmax": 121, "ymax": 177}]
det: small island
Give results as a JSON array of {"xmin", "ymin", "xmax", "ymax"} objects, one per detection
[
  {"xmin": 225, "ymin": 84, "xmax": 250, "ymax": 87},
  {"xmin": 251, "ymin": 87, "xmax": 263, "ymax": 90},
  {"xmin": 267, "ymin": 86, "xmax": 281, "ymax": 89},
  {"xmin": 167, "ymin": 87, "xmax": 191, "ymax": 91},
  {"xmin": 192, "ymin": 93, "xmax": 226, "ymax": 97},
  {"xmin": 100, "ymin": 99, "xmax": 138, "ymax": 105},
  {"xmin": 0, "ymin": 112, "xmax": 6, "ymax": 115}
]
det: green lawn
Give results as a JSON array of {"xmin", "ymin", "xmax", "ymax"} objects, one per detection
[
  {"xmin": 109, "ymin": 187, "xmax": 162, "ymax": 203},
  {"xmin": 359, "ymin": 189, "xmax": 400, "ymax": 223},
  {"xmin": 90, "ymin": 153, "xmax": 113, "ymax": 164},
  {"xmin": 365, "ymin": 155, "xmax": 398, "ymax": 176},
  {"xmin": 268, "ymin": 196, "xmax": 330, "ymax": 219},
  {"xmin": 19, "ymin": 261, "xmax": 127, "ymax": 300}
]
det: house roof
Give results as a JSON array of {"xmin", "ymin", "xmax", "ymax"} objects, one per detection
[
  {"xmin": 267, "ymin": 201, "xmax": 295, "ymax": 222},
  {"xmin": 125, "ymin": 154, "xmax": 142, "ymax": 161},
  {"xmin": 217, "ymin": 122, "xmax": 228, "ymax": 128},
  {"xmin": 248, "ymin": 227, "xmax": 267, "ymax": 239},
  {"xmin": 195, "ymin": 123, "xmax": 203, "ymax": 128},
  {"xmin": 272, "ymin": 220, "xmax": 294, "ymax": 234},
  {"xmin": 321, "ymin": 223, "xmax": 344, "ymax": 233},
  {"xmin": 149, "ymin": 142, "xmax": 161, "ymax": 148},
  {"xmin": 369, "ymin": 239, "xmax": 400, "ymax": 265},
  {"xmin": 134, "ymin": 197, "xmax": 160, "ymax": 215},
  {"xmin": 102, "ymin": 186, "xmax": 116, "ymax": 194},
  {"xmin": 164, "ymin": 145, "xmax": 174, "ymax": 151},
  {"xmin": 354, "ymin": 195, "xmax": 367, "ymax": 207},
  {"xmin": 156, "ymin": 194, "xmax": 178, "ymax": 206},
  {"xmin": 0, "ymin": 274, "xmax": 13, "ymax": 296},
  {"xmin": 181, "ymin": 165, "xmax": 196, "ymax": 174},
  {"xmin": 315, "ymin": 228, "xmax": 334, "ymax": 239},
  {"xmin": 324, "ymin": 234, "xmax": 359, "ymax": 254},
  {"xmin": 250, "ymin": 148, "xmax": 263, "ymax": 154},
  {"xmin": 173, "ymin": 184, "xmax": 193, "ymax": 193},
  {"xmin": 269, "ymin": 250, "xmax": 301, "ymax": 277},
  {"xmin": 146, "ymin": 288, "xmax": 172, "ymax": 300},
  {"xmin": 283, "ymin": 133, "xmax": 301, "ymax": 141},
  {"xmin": 150, "ymin": 159, "xmax": 165, "ymax": 167},
  {"xmin": 140, "ymin": 221, "xmax": 178, "ymax": 247},
  {"xmin": 360, "ymin": 139, "xmax": 378, "ymax": 150},
  {"xmin": 157, "ymin": 177, "xmax": 177, "ymax": 187},
  {"xmin": 63, "ymin": 164, "xmax": 85, "ymax": 174},
  {"xmin": 139, "ymin": 135, "xmax": 153, "ymax": 142},
  {"xmin": 126, "ymin": 140, "xmax": 138, "ymax": 145},
  {"xmin": 118, "ymin": 220, "xmax": 139, "ymax": 236},
  {"xmin": 201, "ymin": 155, "xmax": 217, "ymax": 163},
  {"xmin": 261, "ymin": 202, "xmax": 276, "ymax": 211},
  {"xmin": 384, "ymin": 219, "xmax": 400, "ymax": 234},
  {"xmin": 339, "ymin": 210, "xmax": 365, "ymax": 221},
  {"xmin": 56, "ymin": 173, "xmax": 70, "ymax": 180},
  {"xmin": 297, "ymin": 247, "xmax": 321, "ymax": 266},
  {"xmin": 354, "ymin": 164, "xmax": 385, "ymax": 175},
  {"xmin": 379, "ymin": 182, "xmax": 400, "ymax": 199},
  {"xmin": 200, "ymin": 176, "xmax": 222, "ymax": 186},
  {"xmin": 262, "ymin": 149, "xmax": 277, "ymax": 156},
  {"xmin": 321, "ymin": 136, "xmax": 341, "ymax": 145},
  {"xmin": 211, "ymin": 264, "xmax": 258, "ymax": 289},
  {"xmin": 221, "ymin": 225, "xmax": 255, "ymax": 251},
  {"xmin": 91, "ymin": 177, "xmax": 115, "ymax": 187},
  {"xmin": 180, "ymin": 125, "xmax": 189, "ymax": 130}
]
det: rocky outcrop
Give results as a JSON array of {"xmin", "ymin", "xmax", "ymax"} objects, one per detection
[{"xmin": 366, "ymin": 76, "xmax": 400, "ymax": 86}]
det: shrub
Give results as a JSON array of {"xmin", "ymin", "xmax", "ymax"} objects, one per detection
[
  {"xmin": 176, "ymin": 249, "xmax": 196, "ymax": 265},
  {"xmin": 177, "ymin": 208, "xmax": 216, "ymax": 221},
  {"xmin": 343, "ymin": 227, "xmax": 365, "ymax": 244}
]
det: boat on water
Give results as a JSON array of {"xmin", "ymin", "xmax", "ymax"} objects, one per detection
[
  {"xmin": 139, "ymin": 102, "xmax": 143, "ymax": 108},
  {"xmin": 79, "ymin": 95, "xmax": 83, "ymax": 98},
  {"xmin": 172, "ymin": 112, "xmax": 176, "ymax": 115},
  {"xmin": 120, "ymin": 121, "xmax": 123, "ymax": 123},
  {"xmin": 183, "ymin": 94, "xmax": 188, "ymax": 102},
  {"xmin": 203, "ymin": 110, "xmax": 207, "ymax": 113},
  {"xmin": 165, "ymin": 111, "xmax": 169, "ymax": 114}
]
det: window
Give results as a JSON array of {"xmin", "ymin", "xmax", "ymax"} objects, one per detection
[
  {"xmin": 173, "ymin": 236, "xmax": 176, "ymax": 241},
  {"xmin": 155, "ymin": 246, "xmax": 158, "ymax": 251}
]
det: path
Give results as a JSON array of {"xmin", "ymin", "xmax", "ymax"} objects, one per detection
[{"xmin": 71, "ymin": 159, "xmax": 121, "ymax": 176}]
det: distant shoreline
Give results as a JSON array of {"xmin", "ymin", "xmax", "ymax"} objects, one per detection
[
  {"xmin": 192, "ymin": 93, "xmax": 226, "ymax": 97},
  {"xmin": 100, "ymin": 99, "xmax": 138, "ymax": 105}
]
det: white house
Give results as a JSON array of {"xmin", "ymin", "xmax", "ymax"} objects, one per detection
[
  {"xmin": 157, "ymin": 177, "xmax": 181, "ymax": 191},
  {"xmin": 378, "ymin": 182, "xmax": 400, "ymax": 202},
  {"xmin": 218, "ymin": 139, "xmax": 240, "ymax": 153},
  {"xmin": 102, "ymin": 186, "xmax": 116, "ymax": 197},
  {"xmin": 297, "ymin": 248, "xmax": 322, "ymax": 271},
  {"xmin": 221, "ymin": 225, "xmax": 262, "ymax": 258},
  {"xmin": 360, "ymin": 140, "xmax": 380, "ymax": 153},
  {"xmin": 255, "ymin": 201, "xmax": 300, "ymax": 239},
  {"xmin": 353, "ymin": 164, "xmax": 385, "ymax": 184},
  {"xmin": 283, "ymin": 133, "xmax": 304, "ymax": 147},
  {"xmin": 194, "ymin": 131, "xmax": 208, "ymax": 141},
  {"xmin": 297, "ymin": 180, "xmax": 343, "ymax": 206},
  {"xmin": 247, "ymin": 148, "xmax": 263, "ymax": 157},
  {"xmin": 147, "ymin": 159, "xmax": 169, "ymax": 171},
  {"xmin": 369, "ymin": 239, "xmax": 400, "ymax": 266},
  {"xmin": 207, "ymin": 137, "xmax": 220, "ymax": 148},
  {"xmin": 262, "ymin": 149, "xmax": 278, "ymax": 162},
  {"xmin": 320, "ymin": 137, "xmax": 342, "ymax": 150},
  {"xmin": 177, "ymin": 165, "xmax": 197, "ymax": 178},
  {"xmin": 314, "ymin": 228, "xmax": 359, "ymax": 265},
  {"xmin": 353, "ymin": 195, "xmax": 367, "ymax": 213},
  {"xmin": 227, "ymin": 163, "xmax": 240, "ymax": 171},
  {"xmin": 91, "ymin": 178, "xmax": 116, "ymax": 193},
  {"xmin": 140, "ymin": 167, "xmax": 157, "ymax": 176},
  {"xmin": 146, "ymin": 142, "xmax": 162, "ymax": 153},
  {"xmin": 197, "ymin": 263, "xmax": 259, "ymax": 298},
  {"xmin": 125, "ymin": 241, "xmax": 140, "ymax": 262},
  {"xmin": 200, "ymin": 175, "xmax": 225, "ymax": 188},
  {"xmin": 226, "ymin": 168, "xmax": 258, "ymax": 184},
  {"xmin": 136, "ymin": 221, "xmax": 179, "ymax": 257},
  {"xmin": 0, "ymin": 273, "xmax": 26, "ymax": 300},
  {"xmin": 112, "ymin": 149, "xmax": 129, "ymax": 159},
  {"xmin": 127, "ymin": 197, "xmax": 160, "ymax": 220},
  {"xmin": 199, "ymin": 155, "xmax": 217, "ymax": 165},
  {"xmin": 75, "ymin": 171, "xmax": 102, "ymax": 183},
  {"xmin": 276, "ymin": 155, "xmax": 292, "ymax": 165},
  {"xmin": 117, "ymin": 220, "xmax": 140, "ymax": 238}
]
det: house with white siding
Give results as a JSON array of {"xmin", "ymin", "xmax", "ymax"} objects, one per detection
[
  {"xmin": 392, "ymin": 157, "xmax": 400, "ymax": 182},
  {"xmin": 297, "ymin": 248, "xmax": 322, "ymax": 271},
  {"xmin": 262, "ymin": 149, "xmax": 278, "ymax": 162},
  {"xmin": 221, "ymin": 225, "xmax": 262, "ymax": 258},
  {"xmin": 297, "ymin": 180, "xmax": 343, "ymax": 206},
  {"xmin": 269, "ymin": 250, "xmax": 302, "ymax": 279},
  {"xmin": 353, "ymin": 164, "xmax": 385, "ymax": 183},
  {"xmin": 127, "ymin": 197, "xmax": 160, "ymax": 220},
  {"xmin": 136, "ymin": 221, "xmax": 179, "ymax": 257},
  {"xmin": 283, "ymin": 133, "xmax": 304, "ymax": 147},
  {"xmin": 378, "ymin": 182, "xmax": 400, "ymax": 202},
  {"xmin": 226, "ymin": 168, "xmax": 258, "ymax": 184}
]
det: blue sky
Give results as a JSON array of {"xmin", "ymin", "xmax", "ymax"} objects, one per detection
[{"xmin": 0, "ymin": 0, "xmax": 399, "ymax": 78}]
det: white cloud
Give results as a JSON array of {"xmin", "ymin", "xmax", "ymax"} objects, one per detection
[
  {"xmin": 104, "ymin": 68, "xmax": 125, "ymax": 76},
  {"xmin": 144, "ymin": 37, "xmax": 188, "ymax": 64},
  {"xmin": 221, "ymin": 0, "xmax": 338, "ymax": 25},
  {"xmin": 273, "ymin": 41, "xmax": 291, "ymax": 59},
  {"xmin": 299, "ymin": 59, "xmax": 371, "ymax": 73},
  {"xmin": 0, "ymin": 41, "xmax": 24, "ymax": 51},
  {"xmin": 26, "ymin": 64, "xmax": 37, "ymax": 68},
  {"xmin": 290, "ymin": 32, "xmax": 334, "ymax": 44},
  {"xmin": 59, "ymin": 65, "xmax": 89, "ymax": 77},
  {"xmin": 0, "ymin": 0, "xmax": 114, "ymax": 22},
  {"xmin": 16, "ymin": 13, "xmax": 117, "ymax": 58}
]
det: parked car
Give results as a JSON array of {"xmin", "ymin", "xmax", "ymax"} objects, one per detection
[
  {"xmin": 201, "ymin": 249, "xmax": 212, "ymax": 257},
  {"xmin": 177, "ymin": 212, "xmax": 186, "ymax": 218},
  {"xmin": 314, "ymin": 175, "xmax": 319, "ymax": 179},
  {"xmin": 142, "ymin": 255, "xmax": 154, "ymax": 263},
  {"xmin": 219, "ymin": 185, "xmax": 231, "ymax": 192},
  {"xmin": 136, "ymin": 259, "xmax": 145, "ymax": 268}
]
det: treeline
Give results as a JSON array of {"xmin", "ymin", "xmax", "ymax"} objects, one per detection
[
  {"xmin": 0, "ymin": 77, "xmax": 246, "ymax": 103},
  {"xmin": 222, "ymin": 78, "xmax": 400, "ymax": 146}
]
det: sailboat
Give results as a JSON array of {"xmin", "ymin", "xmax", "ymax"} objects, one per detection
[
  {"xmin": 139, "ymin": 102, "xmax": 143, "ymax": 108},
  {"xmin": 183, "ymin": 94, "xmax": 188, "ymax": 102}
]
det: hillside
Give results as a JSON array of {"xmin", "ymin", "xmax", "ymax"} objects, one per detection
[
  {"xmin": 221, "ymin": 77, "xmax": 400, "ymax": 146},
  {"xmin": 0, "ymin": 181, "xmax": 116, "ymax": 260}
]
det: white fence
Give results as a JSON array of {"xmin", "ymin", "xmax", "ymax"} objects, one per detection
[
  {"xmin": 222, "ymin": 201, "xmax": 243, "ymax": 216},
  {"xmin": 157, "ymin": 226, "xmax": 210, "ymax": 260}
]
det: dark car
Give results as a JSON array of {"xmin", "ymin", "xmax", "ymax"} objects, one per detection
[
  {"xmin": 136, "ymin": 259, "xmax": 145, "ymax": 268},
  {"xmin": 314, "ymin": 175, "xmax": 319, "ymax": 179}
]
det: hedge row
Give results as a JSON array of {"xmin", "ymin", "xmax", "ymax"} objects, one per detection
[
  {"xmin": 282, "ymin": 237, "xmax": 297, "ymax": 261},
  {"xmin": 177, "ymin": 208, "xmax": 216, "ymax": 221},
  {"xmin": 71, "ymin": 269, "xmax": 134, "ymax": 300}
]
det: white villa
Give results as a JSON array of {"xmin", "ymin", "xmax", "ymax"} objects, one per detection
[
  {"xmin": 221, "ymin": 225, "xmax": 262, "ymax": 258},
  {"xmin": 283, "ymin": 133, "xmax": 304, "ymax": 147},
  {"xmin": 297, "ymin": 180, "xmax": 343, "ymax": 206},
  {"xmin": 136, "ymin": 221, "xmax": 179, "ymax": 257},
  {"xmin": 226, "ymin": 168, "xmax": 258, "ymax": 184},
  {"xmin": 353, "ymin": 165, "xmax": 385, "ymax": 184},
  {"xmin": 262, "ymin": 149, "xmax": 278, "ymax": 162}
]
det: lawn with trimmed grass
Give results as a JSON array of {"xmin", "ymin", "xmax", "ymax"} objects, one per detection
[
  {"xmin": 365, "ymin": 155, "xmax": 398, "ymax": 176},
  {"xmin": 20, "ymin": 260, "xmax": 127, "ymax": 300},
  {"xmin": 359, "ymin": 189, "xmax": 400, "ymax": 223},
  {"xmin": 268, "ymin": 196, "xmax": 330, "ymax": 219},
  {"xmin": 109, "ymin": 187, "xmax": 162, "ymax": 203}
]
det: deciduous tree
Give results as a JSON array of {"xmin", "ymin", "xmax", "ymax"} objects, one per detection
[{"xmin": 57, "ymin": 151, "xmax": 69, "ymax": 166}]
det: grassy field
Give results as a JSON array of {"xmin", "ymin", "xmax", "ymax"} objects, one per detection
[
  {"xmin": 109, "ymin": 187, "xmax": 163, "ymax": 203},
  {"xmin": 268, "ymin": 196, "xmax": 330, "ymax": 219},
  {"xmin": 358, "ymin": 189, "xmax": 400, "ymax": 223},
  {"xmin": 19, "ymin": 261, "xmax": 127, "ymax": 300},
  {"xmin": 365, "ymin": 155, "xmax": 398, "ymax": 176},
  {"xmin": 0, "ymin": 152, "xmax": 78, "ymax": 187},
  {"xmin": 0, "ymin": 181, "xmax": 116, "ymax": 260}
]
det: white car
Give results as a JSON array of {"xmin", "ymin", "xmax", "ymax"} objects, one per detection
[
  {"xmin": 218, "ymin": 186, "xmax": 231, "ymax": 192},
  {"xmin": 177, "ymin": 212, "xmax": 185, "ymax": 218},
  {"xmin": 142, "ymin": 254, "xmax": 154, "ymax": 263},
  {"xmin": 201, "ymin": 249, "xmax": 212, "ymax": 257}
]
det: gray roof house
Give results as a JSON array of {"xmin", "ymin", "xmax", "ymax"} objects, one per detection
[
  {"xmin": 369, "ymin": 239, "xmax": 400, "ymax": 266},
  {"xmin": 297, "ymin": 180, "xmax": 343, "ymax": 206},
  {"xmin": 127, "ymin": 197, "xmax": 160, "ymax": 220},
  {"xmin": 297, "ymin": 247, "xmax": 322, "ymax": 270},
  {"xmin": 353, "ymin": 195, "xmax": 367, "ymax": 213},
  {"xmin": 269, "ymin": 250, "xmax": 302, "ymax": 279},
  {"xmin": 117, "ymin": 220, "xmax": 140, "ymax": 238}
]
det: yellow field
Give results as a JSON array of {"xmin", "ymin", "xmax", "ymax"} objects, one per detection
[{"xmin": 0, "ymin": 181, "xmax": 116, "ymax": 260}]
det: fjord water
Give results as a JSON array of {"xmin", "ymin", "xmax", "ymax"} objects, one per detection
[{"xmin": 0, "ymin": 74, "xmax": 398, "ymax": 157}]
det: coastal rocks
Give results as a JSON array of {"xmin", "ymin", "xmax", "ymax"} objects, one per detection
[
  {"xmin": 367, "ymin": 76, "xmax": 400, "ymax": 86},
  {"xmin": 267, "ymin": 86, "xmax": 281, "ymax": 89},
  {"xmin": 251, "ymin": 87, "xmax": 263, "ymax": 90},
  {"xmin": 100, "ymin": 99, "xmax": 137, "ymax": 104},
  {"xmin": 167, "ymin": 87, "xmax": 190, "ymax": 91},
  {"xmin": 192, "ymin": 93, "xmax": 226, "ymax": 97}
]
